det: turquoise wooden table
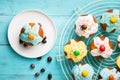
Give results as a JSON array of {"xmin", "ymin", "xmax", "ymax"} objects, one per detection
[{"xmin": 0, "ymin": 0, "xmax": 118, "ymax": 80}]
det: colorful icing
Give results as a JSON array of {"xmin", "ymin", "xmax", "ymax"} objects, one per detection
[
  {"xmin": 100, "ymin": 9, "xmax": 120, "ymax": 32},
  {"xmin": 90, "ymin": 37, "xmax": 113, "ymax": 58},
  {"xmin": 20, "ymin": 23, "xmax": 43, "ymax": 46},
  {"xmin": 75, "ymin": 14, "xmax": 98, "ymax": 38},
  {"xmin": 116, "ymin": 56, "xmax": 120, "ymax": 69},
  {"xmin": 117, "ymin": 35, "xmax": 120, "ymax": 48},
  {"xmin": 72, "ymin": 63, "xmax": 94, "ymax": 80},
  {"xmin": 100, "ymin": 68, "xmax": 120, "ymax": 80},
  {"xmin": 64, "ymin": 40, "xmax": 87, "ymax": 62}
]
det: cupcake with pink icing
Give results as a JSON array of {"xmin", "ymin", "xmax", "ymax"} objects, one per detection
[
  {"xmin": 90, "ymin": 36, "xmax": 114, "ymax": 59},
  {"xmin": 117, "ymin": 35, "xmax": 120, "ymax": 48},
  {"xmin": 74, "ymin": 14, "xmax": 98, "ymax": 38}
]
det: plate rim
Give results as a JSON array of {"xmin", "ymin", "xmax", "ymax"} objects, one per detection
[{"xmin": 8, "ymin": 9, "xmax": 57, "ymax": 58}]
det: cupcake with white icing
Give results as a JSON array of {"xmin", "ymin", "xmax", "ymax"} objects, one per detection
[
  {"xmin": 117, "ymin": 35, "xmax": 120, "ymax": 48},
  {"xmin": 19, "ymin": 23, "xmax": 46, "ymax": 47},
  {"xmin": 90, "ymin": 36, "xmax": 113, "ymax": 59},
  {"xmin": 98, "ymin": 67, "xmax": 120, "ymax": 80},
  {"xmin": 74, "ymin": 14, "xmax": 98, "ymax": 38},
  {"xmin": 72, "ymin": 63, "xmax": 94, "ymax": 80}
]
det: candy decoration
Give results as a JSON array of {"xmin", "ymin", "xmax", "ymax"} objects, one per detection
[
  {"xmin": 81, "ymin": 25, "xmax": 87, "ymax": 30},
  {"xmin": 109, "ymin": 74, "xmax": 114, "ymax": 80},
  {"xmin": 28, "ymin": 34, "xmax": 34, "ymax": 40},
  {"xmin": 110, "ymin": 16, "xmax": 117, "ymax": 23},
  {"xmin": 74, "ymin": 50, "xmax": 80, "ymax": 56},
  {"xmin": 82, "ymin": 70, "xmax": 89, "ymax": 77},
  {"xmin": 99, "ymin": 45, "xmax": 105, "ymax": 52}
]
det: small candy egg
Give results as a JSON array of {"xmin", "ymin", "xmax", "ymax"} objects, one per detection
[
  {"xmin": 82, "ymin": 70, "xmax": 89, "ymax": 77},
  {"xmin": 109, "ymin": 74, "xmax": 114, "ymax": 80},
  {"xmin": 99, "ymin": 45, "xmax": 105, "ymax": 52},
  {"xmin": 74, "ymin": 50, "xmax": 80, "ymax": 56},
  {"xmin": 28, "ymin": 34, "xmax": 34, "ymax": 40},
  {"xmin": 110, "ymin": 16, "xmax": 117, "ymax": 23}
]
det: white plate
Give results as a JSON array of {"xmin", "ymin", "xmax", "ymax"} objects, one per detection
[{"xmin": 8, "ymin": 10, "xmax": 56, "ymax": 58}]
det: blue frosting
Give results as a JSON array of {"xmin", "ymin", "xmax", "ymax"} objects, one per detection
[
  {"xmin": 72, "ymin": 63, "xmax": 94, "ymax": 80},
  {"xmin": 20, "ymin": 23, "xmax": 43, "ymax": 46},
  {"xmin": 100, "ymin": 9, "xmax": 120, "ymax": 32},
  {"xmin": 100, "ymin": 68, "xmax": 120, "ymax": 80}
]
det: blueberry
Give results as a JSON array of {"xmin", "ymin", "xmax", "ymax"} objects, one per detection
[
  {"xmin": 47, "ymin": 56, "xmax": 52, "ymax": 62},
  {"xmin": 37, "ymin": 56, "xmax": 42, "ymax": 60},
  {"xmin": 35, "ymin": 72, "xmax": 40, "ymax": 77},
  {"xmin": 48, "ymin": 73, "xmax": 52, "ymax": 80},
  {"xmin": 41, "ymin": 68, "xmax": 45, "ymax": 73},
  {"xmin": 30, "ymin": 64, "xmax": 35, "ymax": 68}
]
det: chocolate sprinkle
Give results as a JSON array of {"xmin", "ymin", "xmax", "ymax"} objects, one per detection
[
  {"xmin": 35, "ymin": 72, "xmax": 40, "ymax": 77},
  {"xmin": 48, "ymin": 73, "xmax": 52, "ymax": 80},
  {"xmin": 47, "ymin": 56, "xmax": 52, "ymax": 62},
  {"xmin": 19, "ymin": 39, "xmax": 23, "ymax": 44},
  {"xmin": 30, "ymin": 64, "xmax": 35, "ymax": 68},
  {"xmin": 40, "ymin": 68, "xmax": 45, "ymax": 73},
  {"xmin": 42, "ymin": 36, "xmax": 47, "ymax": 43}
]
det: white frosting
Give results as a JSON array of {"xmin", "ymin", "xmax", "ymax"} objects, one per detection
[
  {"xmin": 75, "ymin": 15, "xmax": 98, "ymax": 38},
  {"xmin": 91, "ymin": 37, "xmax": 113, "ymax": 58},
  {"xmin": 117, "ymin": 35, "xmax": 120, "ymax": 48}
]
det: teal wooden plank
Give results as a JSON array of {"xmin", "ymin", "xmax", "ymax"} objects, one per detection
[{"xmin": 0, "ymin": 45, "xmax": 65, "ymax": 80}]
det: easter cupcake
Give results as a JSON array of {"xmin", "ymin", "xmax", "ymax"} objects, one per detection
[
  {"xmin": 64, "ymin": 39, "xmax": 87, "ymax": 62},
  {"xmin": 72, "ymin": 63, "xmax": 94, "ymax": 80},
  {"xmin": 90, "ymin": 36, "xmax": 113, "ymax": 59},
  {"xmin": 74, "ymin": 14, "xmax": 98, "ymax": 38},
  {"xmin": 19, "ymin": 23, "xmax": 46, "ymax": 47},
  {"xmin": 98, "ymin": 67, "xmax": 120, "ymax": 80},
  {"xmin": 117, "ymin": 35, "xmax": 120, "ymax": 48},
  {"xmin": 100, "ymin": 9, "xmax": 120, "ymax": 33},
  {"xmin": 116, "ymin": 56, "xmax": 120, "ymax": 71}
]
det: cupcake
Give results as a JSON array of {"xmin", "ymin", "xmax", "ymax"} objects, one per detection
[
  {"xmin": 19, "ymin": 23, "xmax": 46, "ymax": 47},
  {"xmin": 74, "ymin": 14, "xmax": 98, "ymax": 38},
  {"xmin": 64, "ymin": 39, "xmax": 87, "ymax": 62},
  {"xmin": 72, "ymin": 63, "xmax": 94, "ymax": 80},
  {"xmin": 116, "ymin": 56, "xmax": 120, "ymax": 71},
  {"xmin": 98, "ymin": 67, "xmax": 120, "ymax": 80},
  {"xmin": 100, "ymin": 9, "xmax": 120, "ymax": 33},
  {"xmin": 117, "ymin": 35, "xmax": 120, "ymax": 48},
  {"xmin": 90, "ymin": 36, "xmax": 113, "ymax": 59}
]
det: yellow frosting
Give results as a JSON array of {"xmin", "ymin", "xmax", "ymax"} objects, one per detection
[
  {"xmin": 64, "ymin": 39, "xmax": 87, "ymax": 62},
  {"xmin": 116, "ymin": 56, "xmax": 120, "ymax": 69}
]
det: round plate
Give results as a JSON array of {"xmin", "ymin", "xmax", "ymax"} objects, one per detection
[{"xmin": 8, "ymin": 10, "xmax": 56, "ymax": 58}]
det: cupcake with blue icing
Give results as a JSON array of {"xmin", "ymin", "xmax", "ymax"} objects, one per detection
[
  {"xmin": 19, "ymin": 23, "xmax": 46, "ymax": 47},
  {"xmin": 98, "ymin": 67, "xmax": 120, "ymax": 80},
  {"xmin": 100, "ymin": 9, "xmax": 120, "ymax": 33},
  {"xmin": 72, "ymin": 63, "xmax": 94, "ymax": 80}
]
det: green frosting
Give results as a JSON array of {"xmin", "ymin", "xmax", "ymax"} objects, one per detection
[{"xmin": 100, "ymin": 9, "xmax": 120, "ymax": 32}]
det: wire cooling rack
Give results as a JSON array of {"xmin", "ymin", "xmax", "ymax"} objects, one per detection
[{"xmin": 57, "ymin": 0, "xmax": 120, "ymax": 80}]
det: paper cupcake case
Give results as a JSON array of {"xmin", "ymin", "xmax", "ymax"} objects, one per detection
[{"xmin": 57, "ymin": 0, "xmax": 120, "ymax": 80}]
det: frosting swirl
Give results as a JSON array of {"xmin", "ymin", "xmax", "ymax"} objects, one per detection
[
  {"xmin": 72, "ymin": 63, "xmax": 94, "ymax": 80},
  {"xmin": 75, "ymin": 14, "xmax": 98, "ymax": 38}
]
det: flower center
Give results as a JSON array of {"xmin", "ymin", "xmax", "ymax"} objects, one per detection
[
  {"xmin": 81, "ymin": 25, "xmax": 87, "ymax": 30},
  {"xmin": 109, "ymin": 74, "xmax": 114, "ymax": 80},
  {"xmin": 99, "ymin": 45, "xmax": 105, "ymax": 52},
  {"xmin": 110, "ymin": 16, "xmax": 117, "ymax": 23},
  {"xmin": 82, "ymin": 70, "xmax": 89, "ymax": 77},
  {"xmin": 28, "ymin": 34, "xmax": 34, "ymax": 40},
  {"xmin": 74, "ymin": 50, "xmax": 80, "ymax": 56}
]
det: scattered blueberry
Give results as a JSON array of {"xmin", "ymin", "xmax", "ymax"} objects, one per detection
[
  {"xmin": 41, "ymin": 68, "xmax": 45, "ymax": 73},
  {"xmin": 30, "ymin": 64, "xmax": 35, "ymax": 68},
  {"xmin": 35, "ymin": 72, "xmax": 40, "ymax": 77},
  {"xmin": 47, "ymin": 56, "xmax": 52, "ymax": 62},
  {"xmin": 42, "ymin": 37, "xmax": 47, "ymax": 43}
]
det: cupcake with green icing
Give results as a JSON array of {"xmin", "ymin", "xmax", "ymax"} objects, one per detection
[
  {"xmin": 71, "ymin": 63, "xmax": 94, "ymax": 80},
  {"xmin": 19, "ymin": 23, "xmax": 46, "ymax": 47},
  {"xmin": 100, "ymin": 9, "xmax": 120, "ymax": 33}
]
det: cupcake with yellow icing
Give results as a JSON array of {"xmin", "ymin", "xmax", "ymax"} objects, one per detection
[
  {"xmin": 19, "ymin": 23, "xmax": 46, "ymax": 47},
  {"xmin": 100, "ymin": 9, "xmax": 120, "ymax": 33},
  {"xmin": 72, "ymin": 63, "xmax": 94, "ymax": 80},
  {"xmin": 74, "ymin": 14, "xmax": 98, "ymax": 38},
  {"xmin": 64, "ymin": 39, "xmax": 87, "ymax": 62},
  {"xmin": 116, "ymin": 56, "xmax": 120, "ymax": 71},
  {"xmin": 98, "ymin": 67, "xmax": 120, "ymax": 80}
]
